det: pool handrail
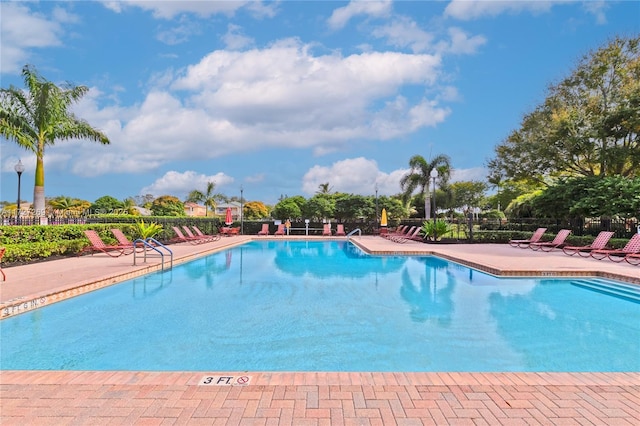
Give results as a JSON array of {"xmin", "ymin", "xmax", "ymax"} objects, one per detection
[
  {"xmin": 133, "ymin": 238, "xmax": 173, "ymax": 271},
  {"xmin": 347, "ymin": 228, "xmax": 361, "ymax": 239}
]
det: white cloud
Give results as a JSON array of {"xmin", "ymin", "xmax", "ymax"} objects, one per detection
[
  {"xmin": 441, "ymin": 27, "xmax": 487, "ymax": 55},
  {"xmin": 140, "ymin": 170, "xmax": 234, "ymax": 198},
  {"xmin": 444, "ymin": 0, "xmax": 560, "ymax": 20},
  {"xmin": 371, "ymin": 16, "xmax": 435, "ymax": 53},
  {"xmin": 100, "ymin": 0, "xmax": 249, "ymax": 19},
  {"xmin": 223, "ymin": 24, "xmax": 255, "ymax": 50},
  {"xmin": 301, "ymin": 157, "xmax": 406, "ymax": 196},
  {"xmin": 327, "ymin": 0, "xmax": 393, "ymax": 30},
  {"xmin": 41, "ymin": 40, "xmax": 451, "ymax": 178},
  {"xmin": 583, "ymin": 1, "xmax": 609, "ymax": 25},
  {"xmin": 451, "ymin": 167, "xmax": 487, "ymax": 182},
  {"xmin": 0, "ymin": 3, "xmax": 72, "ymax": 74},
  {"xmin": 156, "ymin": 17, "xmax": 201, "ymax": 45}
]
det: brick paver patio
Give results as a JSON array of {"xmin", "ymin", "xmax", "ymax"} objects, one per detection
[{"xmin": 1, "ymin": 236, "xmax": 639, "ymax": 424}]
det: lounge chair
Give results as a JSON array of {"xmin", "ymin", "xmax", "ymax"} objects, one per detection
[
  {"xmin": 220, "ymin": 226, "xmax": 240, "ymax": 236},
  {"xmin": 0, "ymin": 247, "xmax": 5, "ymax": 281},
  {"xmin": 624, "ymin": 252, "xmax": 640, "ymax": 266},
  {"xmin": 335, "ymin": 224, "xmax": 346, "ymax": 236},
  {"xmin": 80, "ymin": 230, "xmax": 131, "ymax": 257},
  {"xmin": 388, "ymin": 227, "xmax": 421, "ymax": 243},
  {"xmin": 590, "ymin": 234, "xmax": 640, "ymax": 262},
  {"xmin": 274, "ymin": 224, "xmax": 285, "ymax": 236},
  {"xmin": 183, "ymin": 225, "xmax": 217, "ymax": 243},
  {"xmin": 382, "ymin": 226, "xmax": 412, "ymax": 240},
  {"xmin": 508, "ymin": 228, "xmax": 547, "ymax": 248},
  {"xmin": 111, "ymin": 228, "xmax": 144, "ymax": 252},
  {"xmin": 562, "ymin": 231, "xmax": 615, "ymax": 257},
  {"xmin": 529, "ymin": 229, "xmax": 571, "ymax": 251},
  {"xmin": 192, "ymin": 225, "xmax": 221, "ymax": 242},
  {"xmin": 257, "ymin": 223, "xmax": 270, "ymax": 235},
  {"xmin": 322, "ymin": 224, "xmax": 332, "ymax": 236},
  {"xmin": 170, "ymin": 226, "xmax": 203, "ymax": 244}
]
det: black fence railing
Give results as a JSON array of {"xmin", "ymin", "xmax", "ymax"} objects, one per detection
[{"xmin": 2, "ymin": 215, "xmax": 639, "ymax": 240}]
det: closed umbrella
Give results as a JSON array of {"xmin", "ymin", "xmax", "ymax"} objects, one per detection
[
  {"xmin": 225, "ymin": 207, "xmax": 233, "ymax": 225},
  {"xmin": 381, "ymin": 208, "xmax": 388, "ymax": 227}
]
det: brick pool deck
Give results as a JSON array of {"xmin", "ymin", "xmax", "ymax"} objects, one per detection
[{"xmin": 1, "ymin": 236, "xmax": 639, "ymax": 424}]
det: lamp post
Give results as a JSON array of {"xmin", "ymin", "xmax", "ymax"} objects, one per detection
[
  {"xmin": 14, "ymin": 160, "xmax": 25, "ymax": 225},
  {"xmin": 374, "ymin": 183, "xmax": 379, "ymax": 224},
  {"xmin": 240, "ymin": 185, "xmax": 244, "ymax": 235},
  {"xmin": 430, "ymin": 168, "xmax": 438, "ymax": 240}
]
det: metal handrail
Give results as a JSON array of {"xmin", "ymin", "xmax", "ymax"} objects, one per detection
[
  {"xmin": 346, "ymin": 228, "xmax": 361, "ymax": 239},
  {"xmin": 133, "ymin": 238, "xmax": 173, "ymax": 271}
]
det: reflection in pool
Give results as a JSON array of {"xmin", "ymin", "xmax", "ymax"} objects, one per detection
[{"xmin": 1, "ymin": 240, "xmax": 638, "ymax": 371}]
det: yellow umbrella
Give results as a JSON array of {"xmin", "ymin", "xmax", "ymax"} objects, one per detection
[{"xmin": 380, "ymin": 208, "xmax": 388, "ymax": 227}]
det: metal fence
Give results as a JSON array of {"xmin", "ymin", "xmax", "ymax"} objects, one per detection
[{"xmin": 2, "ymin": 215, "xmax": 638, "ymax": 240}]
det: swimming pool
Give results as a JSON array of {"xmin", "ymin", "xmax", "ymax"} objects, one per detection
[{"xmin": 1, "ymin": 240, "xmax": 638, "ymax": 371}]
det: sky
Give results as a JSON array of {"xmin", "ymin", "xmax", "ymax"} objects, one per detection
[{"xmin": 1, "ymin": 0, "xmax": 638, "ymax": 207}]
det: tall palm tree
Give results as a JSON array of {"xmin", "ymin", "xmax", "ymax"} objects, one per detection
[
  {"xmin": 400, "ymin": 154, "xmax": 452, "ymax": 220},
  {"xmin": 317, "ymin": 182, "xmax": 333, "ymax": 194},
  {"xmin": 0, "ymin": 65, "xmax": 110, "ymax": 216},
  {"xmin": 187, "ymin": 181, "xmax": 221, "ymax": 216}
]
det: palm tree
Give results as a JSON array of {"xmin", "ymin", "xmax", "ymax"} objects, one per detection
[
  {"xmin": 0, "ymin": 65, "xmax": 110, "ymax": 216},
  {"xmin": 317, "ymin": 182, "xmax": 333, "ymax": 194},
  {"xmin": 186, "ymin": 181, "xmax": 221, "ymax": 216},
  {"xmin": 400, "ymin": 154, "xmax": 452, "ymax": 220}
]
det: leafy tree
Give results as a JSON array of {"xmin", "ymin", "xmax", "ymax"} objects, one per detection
[
  {"xmin": 489, "ymin": 36, "xmax": 640, "ymax": 184},
  {"xmin": 0, "ymin": 65, "xmax": 110, "ymax": 215},
  {"xmin": 400, "ymin": 154, "xmax": 451, "ymax": 219},
  {"xmin": 447, "ymin": 181, "xmax": 488, "ymax": 214},
  {"xmin": 135, "ymin": 194, "xmax": 155, "ymax": 208},
  {"xmin": 272, "ymin": 197, "xmax": 302, "ymax": 220},
  {"xmin": 333, "ymin": 194, "xmax": 374, "ymax": 221},
  {"xmin": 90, "ymin": 195, "xmax": 124, "ymax": 213},
  {"xmin": 186, "ymin": 181, "xmax": 222, "ymax": 216},
  {"xmin": 151, "ymin": 195, "xmax": 185, "ymax": 216},
  {"xmin": 377, "ymin": 196, "xmax": 408, "ymax": 222},
  {"xmin": 531, "ymin": 176, "xmax": 640, "ymax": 219},
  {"xmin": 243, "ymin": 201, "xmax": 270, "ymax": 220},
  {"xmin": 302, "ymin": 194, "xmax": 335, "ymax": 221}
]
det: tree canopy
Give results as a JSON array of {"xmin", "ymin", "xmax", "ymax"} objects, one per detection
[
  {"xmin": 488, "ymin": 36, "xmax": 640, "ymax": 185},
  {"xmin": 0, "ymin": 65, "xmax": 110, "ymax": 215}
]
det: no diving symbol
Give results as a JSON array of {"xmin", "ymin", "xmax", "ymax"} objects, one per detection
[
  {"xmin": 236, "ymin": 376, "xmax": 250, "ymax": 385},
  {"xmin": 199, "ymin": 375, "xmax": 252, "ymax": 386}
]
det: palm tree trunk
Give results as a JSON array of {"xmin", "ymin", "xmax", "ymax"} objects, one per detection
[
  {"xmin": 425, "ymin": 191, "xmax": 431, "ymax": 221},
  {"xmin": 33, "ymin": 149, "xmax": 46, "ymax": 218}
]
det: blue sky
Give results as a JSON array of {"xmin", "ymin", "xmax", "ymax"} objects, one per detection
[{"xmin": 1, "ymin": 1, "xmax": 638, "ymax": 206}]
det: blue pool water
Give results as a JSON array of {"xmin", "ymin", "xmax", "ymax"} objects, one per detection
[{"xmin": 1, "ymin": 241, "xmax": 639, "ymax": 372}]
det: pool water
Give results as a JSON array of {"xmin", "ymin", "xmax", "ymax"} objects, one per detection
[{"xmin": 1, "ymin": 241, "xmax": 638, "ymax": 371}]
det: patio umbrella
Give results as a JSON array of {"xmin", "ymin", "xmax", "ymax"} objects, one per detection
[
  {"xmin": 381, "ymin": 208, "xmax": 388, "ymax": 227},
  {"xmin": 225, "ymin": 207, "xmax": 233, "ymax": 225}
]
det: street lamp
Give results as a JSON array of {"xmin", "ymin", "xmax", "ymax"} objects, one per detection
[
  {"xmin": 240, "ymin": 185, "xmax": 244, "ymax": 235},
  {"xmin": 430, "ymin": 168, "xmax": 438, "ymax": 240},
  {"xmin": 374, "ymin": 183, "xmax": 379, "ymax": 223},
  {"xmin": 14, "ymin": 160, "xmax": 25, "ymax": 225}
]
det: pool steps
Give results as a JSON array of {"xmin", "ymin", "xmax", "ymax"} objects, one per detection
[{"xmin": 571, "ymin": 278, "xmax": 640, "ymax": 303}]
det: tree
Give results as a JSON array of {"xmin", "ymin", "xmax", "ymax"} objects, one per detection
[
  {"xmin": 243, "ymin": 201, "xmax": 270, "ymax": 220},
  {"xmin": 272, "ymin": 197, "xmax": 302, "ymax": 220},
  {"xmin": 316, "ymin": 182, "xmax": 333, "ymax": 194},
  {"xmin": 302, "ymin": 194, "xmax": 335, "ymax": 221},
  {"xmin": 333, "ymin": 194, "xmax": 374, "ymax": 221},
  {"xmin": 0, "ymin": 65, "xmax": 110, "ymax": 215},
  {"xmin": 186, "ymin": 181, "xmax": 222, "ymax": 216},
  {"xmin": 488, "ymin": 36, "xmax": 640, "ymax": 184},
  {"xmin": 400, "ymin": 154, "xmax": 451, "ymax": 219},
  {"xmin": 447, "ymin": 181, "xmax": 488, "ymax": 214},
  {"xmin": 151, "ymin": 195, "xmax": 185, "ymax": 216},
  {"xmin": 90, "ymin": 195, "xmax": 124, "ymax": 213}
]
